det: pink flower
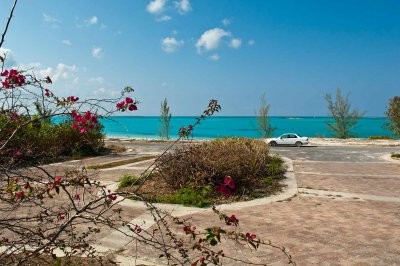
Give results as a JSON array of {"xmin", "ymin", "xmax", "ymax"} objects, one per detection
[
  {"xmin": 54, "ymin": 176, "xmax": 62, "ymax": 183},
  {"xmin": 72, "ymin": 122, "xmax": 79, "ymax": 129},
  {"xmin": 45, "ymin": 89, "xmax": 50, "ymax": 97},
  {"xmin": 46, "ymin": 76, "xmax": 52, "ymax": 84},
  {"xmin": 90, "ymin": 116, "xmax": 98, "ymax": 124},
  {"xmin": 125, "ymin": 97, "xmax": 133, "ymax": 104},
  {"xmin": 74, "ymin": 194, "xmax": 80, "ymax": 201},
  {"xmin": 14, "ymin": 150, "xmax": 23, "ymax": 158},
  {"xmin": 1, "ymin": 70, "xmax": 9, "ymax": 76},
  {"xmin": 134, "ymin": 225, "xmax": 142, "ymax": 233},
  {"xmin": 228, "ymin": 215, "xmax": 239, "ymax": 224},
  {"xmin": 9, "ymin": 69, "xmax": 17, "ymax": 76},
  {"xmin": 80, "ymin": 128, "xmax": 87, "ymax": 134},
  {"xmin": 128, "ymin": 104, "xmax": 137, "ymax": 111},
  {"xmin": 85, "ymin": 111, "xmax": 92, "ymax": 119},
  {"xmin": 215, "ymin": 184, "xmax": 231, "ymax": 196},
  {"xmin": 15, "ymin": 191, "xmax": 24, "ymax": 200},
  {"xmin": 24, "ymin": 182, "xmax": 30, "ymax": 189},
  {"xmin": 116, "ymin": 101, "xmax": 125, "ymax": 110},
  {"xmin": 183, "ymin": 225, "xmax": 196, "ymax": 234},
  {"xmin": 245, "ymin": 232, "xmax": 256, "ymax": 240},
  {"xmin": 71, "ymin": 110, "xmax": 77, "ymax": 117},
  {"xmin": 224, "ymin": 176, "xmax": 235, "ymax": 189}
]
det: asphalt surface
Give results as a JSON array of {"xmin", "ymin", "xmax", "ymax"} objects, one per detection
[
  {"xmin": 271, "ymin": 145, "xmax": 399, "ymax": 162},
  {"xmin": 105, "ymin": 139, "xmax": 400, "ymax": 163}
]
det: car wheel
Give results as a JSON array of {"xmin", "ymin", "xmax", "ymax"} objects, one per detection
[
  {"xmin": 270, "ymin": 141, "xmax": 277, "ymax": 147},
  {"xmin": 295, "ymin": 141, "xmax": 302, "ymax": 147}
]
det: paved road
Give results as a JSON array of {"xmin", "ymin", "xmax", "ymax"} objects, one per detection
[
  {"xmin": 86, "ymin": 141, "xmax": 400, "ymax": 265},
  {"xmin": 106, "ymin": 139, "xmax": 399, "ymax": 162},
  {"xmin": 272, "ymin": 145, "xmax": 399, "ymax": 162}
]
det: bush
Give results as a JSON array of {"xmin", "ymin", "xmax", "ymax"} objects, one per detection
[
  {"xmin": 368, "ymin": 135, "xmax": 393, "ymax": 140},
  {"xmin": 156, "ymin": 138, "xmax": 285, "ymax": 195},
  {"xmin": 0, "ymin": 114, "xmax": 104, "ymax": 163},
  {"xmin": 392, "ymin": 153, "xmax": 400, "ymax": 159}
]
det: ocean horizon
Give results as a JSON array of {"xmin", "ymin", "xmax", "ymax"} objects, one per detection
[{"xmin": 100, "ymin": 116, "xmax": 393, "ymax": 139}]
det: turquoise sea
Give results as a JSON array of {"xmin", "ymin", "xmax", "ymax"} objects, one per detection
[{"xmin": 100, "ymin": 116, "xmax": 393, "ymax": 139}]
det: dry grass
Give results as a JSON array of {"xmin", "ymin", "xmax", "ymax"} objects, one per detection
[{"xmin": 156, "ymin": 137, "xmax": 285, "ymax": 192}]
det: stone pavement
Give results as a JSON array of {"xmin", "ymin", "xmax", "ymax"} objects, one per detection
[{"xmin": 40, "ymin": 143, "xmax": 400, "ymax": 265}]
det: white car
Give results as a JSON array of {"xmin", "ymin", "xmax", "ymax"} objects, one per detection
[{"xmin": 265, "ymin": 133, "xmax": 309, "ymax": 147}]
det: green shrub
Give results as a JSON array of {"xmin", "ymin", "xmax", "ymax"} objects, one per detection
[
  {"xmin": 368, "ymin": 135, "xmax": 393, "ymax": 140},
  {"xmin": 0, "ymin": 114, "xmax": 104, "ymax": 163},
  {"xmin": 118, "ymin": 174, "xmax": 140, "ymax": 188},
  {"xmin": 392, "ymin": 153, "xmax": 400, "ymax": 159},
  {"xmin": 156, "ymin": 137, "xmax": 285, "ymax": 195},
  {"xmin": 155, "ymin": 188, "xmax": 212, "ymax": 207}
]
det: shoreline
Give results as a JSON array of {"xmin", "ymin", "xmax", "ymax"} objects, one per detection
[{"xmin": 105, "ymin": 136, "xmax": 400, "ymax": 146}]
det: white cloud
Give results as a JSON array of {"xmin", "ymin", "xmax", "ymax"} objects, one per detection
[
  {"xmin": 0, "ymin": 47, "xmax": 17, "ymax": 67},
  {"xmin": 18, "ymin": 62, "xmax": 42, "ymax": 70},
  {"xmin": 100, "ymin": 24, "xmax": 107, "ymax": 30},
  {"xmin": 92, "ymin": 47, "xmax": 103, "ymax": 58},
  {"xmin": 146, "ymin": 0, "xmax": 166, "ymax": 14},
  {"xmin": 209, "ymin": 54, "xmax": 220, "ymax": 61},
  {"xmin": 222, "ymin": 18, "xmax": 231, "ymax": 26},
  {"xmin": 61, "ymin": 40, "xmax": 72, "ymax": 46},
  {"xmin": 175, "ymin": 0, "xmax": 191, "ymax": 14},
  {"xmin": 42, "ymin": 13, "xmax": 59, "ymax": 23},
  {"xmin": 93, "ymin": 87, "xmax": 120, "ymax": 97},
  {"xmin": 39, "ymin": 63, "xmax": 77, "ymax": 82},
  {"xmin": 89, "ymin": 77, "xmax": 105, "ymax": 84},
  {"xmin": 161, "ymin": 37, "xmax": 184, "ymax": 53},
  {"xmin": 229, "ymin": 38, "xmax": 242, "ymax": 49},
  {"xmin": 85, "ymin": 16, "xmax": 98, "ymax": 25},
  {"xmin": 156, "ymin": 15, "xmax": 172, "ymax": 22},
  {"xmin": 248, "ymin": 39, "xmax": 255, "ymax": 46},
  {"xmin": 195, "ymin": 28, "xmax": 231, "ymax": 53}
]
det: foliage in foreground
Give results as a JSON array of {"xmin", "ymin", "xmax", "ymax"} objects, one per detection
[
  {"xmin": 385, "ymin": 96, "xmax": 400, "ymax": 137},
  {"xmin": 156, "ymin": 137, "xmax": 285, "ymax": 197},
  {"xmin": 325, "ymin": 88, "xmax": 365, "ymax": 139},
  {"xmin": 0, "ymin": 2, "xmax": 295, "ymax": 265}
]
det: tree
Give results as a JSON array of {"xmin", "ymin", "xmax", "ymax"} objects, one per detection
[
  {"xmin": 159, "ymin": 97, "xmax": 172, "ymax": 139},
  {"xmin": 256, "ymin": 94, "xmax": 275, "ymax": 138},
  {"xmin": 385, "ymin": 96, "xmax": 400, "ymax": 137},
  {"xmin": 325, "ymin": 88, "xmax": 365, "ymax": 139}
]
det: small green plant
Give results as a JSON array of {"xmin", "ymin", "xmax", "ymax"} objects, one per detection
[
  {"xmin": 267, "ymin": 155, "xmax": 285, "ymax": 177},
  {"xmin": 255, "ymin": 93, "xmax": 276, "ymax": 138},
  {"xmin": 386, "ymin": 96, "xmax": 400, "ymax": 137},
  {"xmin": 155, "ymin": 188, "xmax": 212, "ymax": 207},
  {"xmin": 325, "ymin": 88, "xmax": 365, "ymax": 139},
  {"xmin": 159, "ymin": 97, "xmax": 172, "ymax": 140},
  {"xmin": 368, "ymin": 135, "xmax": 393, "ymax": 140},
  {"xmin": 391, "ymin": 153, "xmax": 400, "ymax": 159},
  {"xmin": 119, "ymin": 174, "xmax": 140, "ymax": 188}
]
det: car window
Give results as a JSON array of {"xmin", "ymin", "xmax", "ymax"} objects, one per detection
[{"xmin": 281, "ymin": 134, "xmax": 288, "ymax": 138}]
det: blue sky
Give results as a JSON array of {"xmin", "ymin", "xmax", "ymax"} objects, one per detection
[{"xmin": 1, "ymin": 0, "xmax": 399, "ymax": 116}]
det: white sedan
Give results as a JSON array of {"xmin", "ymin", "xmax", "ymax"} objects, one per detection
[{"xmin": 265, "ymin": 133, "xmax": 309, "ymax": 147}]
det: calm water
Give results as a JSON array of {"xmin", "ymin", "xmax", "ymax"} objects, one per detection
[{"xmin": 100, "ymin": 116, "xmax": 392, "ymax": 139}]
